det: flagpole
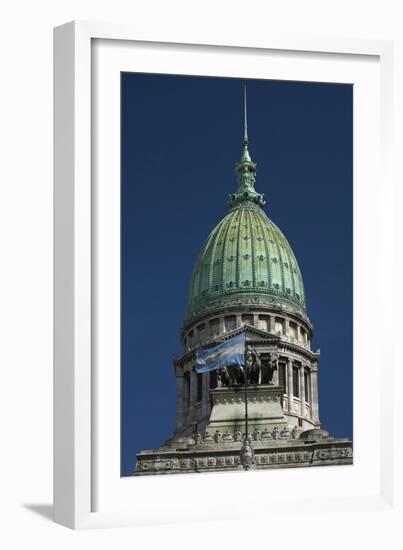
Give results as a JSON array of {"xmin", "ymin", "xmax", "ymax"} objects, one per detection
[
  {"xmin": 240, "ymin": 331, "xmax": 254, "ymax": 470},
  {"xmin": 244, "ymin": 343, "xmax": 248, "ymax": 443}
]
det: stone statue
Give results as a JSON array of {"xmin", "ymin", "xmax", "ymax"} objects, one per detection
[
  {"xmin": 214, "ymin": 430, "xmax": 222, "ymax": 443},
  {"xmin": 203, "ymin": 431, "xmax": 213, "ymax": 443},
  {"xmin": 292, "ymin": 426, "xmax": 302, "ymax": 439},
  {"xmin": 223, "ymin": 430, "xmax": 234, "ymax": 442},
  {"xmin": 245, "ymin": 345, "xmax": 261, "ymax": 384},
  {"xmin": 233, "ymin": 364, "xmax": 245, "ymax": 385},
  {"xmin": 194, "ymin": 431, "xmax": 202, "ymax": 444},
  {"xmin": 269, "ymin": 353, "xmax": 279, "ymax": 385},
  {"xmin": 262, "ymin": 428, "xmax": 273, "ymax": 440},
  {"xmin": 234, "ymin": 430, "xmax": 242, "ymax": 442},
  {"xmin": 245, "ymin": 346, "xmax": 253, "ymax": 378},
  {"xmin": 261, "ymin": 352, "xmax": 278, "ymax": 384},
  {"xmin": 217, "ymin": 366, "xmax": 230, "ymax": 386},
  {"xmin": 217, "ymin": 364, "xmax": 242, "ymax": 386},
  {"xmin": 253, "ymin": 428, "xmax": 261, "ymax": 441},
  {"xmin": 280, "ymin": 426, "xmax": 292, "ymax": 439},
  {"xmin": 227, "ymin": 365, "xmax": 239, "ymax": 385},
  {"xmin": 272, "ymin": 426, "xmax": 279, "ymax": 440}
]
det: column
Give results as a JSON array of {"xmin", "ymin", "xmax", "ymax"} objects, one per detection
[
  {"xmin": 175, "ymin": 367, "xmax": 184, "ymax": 434},
  {"xmin": 299, "ymin": 365, "xmax": 305, "ymax": 417},
  {"xmin": 219, "ymin": 317, "xmax": 225, "ymax": 334},
  {"xmin": 236, "ymin": 314, "xmax": 242, "ymax": 328},
  {"xmin": 190, "ymin": 369, "xmax": 197, "ymax": 422},
  {"xmin": 287, "ymin": 358, "xmax": 294, "ymax": 413},
  {"xmin": 310, "ymin": 364, "xmax": 320, "ymax": 425},
  {"xmin": 269, "ymin": 315, "xmax": 275, "ymax": 334},
  {"xmin": 253, "ymin": 313, "xmax": 259, "ymax": 328},
  {"xmin": 202, "ymin": 372, "xmax": 209, "ymax": 418},
  {"xmin": 285, "ymin": 318, "xmax": 290, "ymax": 339},
  {"xmin": 297, "ymin": 325, "xmax": 302, "ymax": 343}
]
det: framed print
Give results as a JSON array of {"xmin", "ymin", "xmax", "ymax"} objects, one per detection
[
  {"xmin": 54, "ymin": 21, "xmax": 397, "ymax": 531},
  {"xmin": 120, "ymin": 74, "xmax": 354, "ymax": 477}
]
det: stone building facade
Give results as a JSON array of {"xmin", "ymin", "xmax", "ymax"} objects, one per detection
[{"xmin": 134, "ymin": 91, "xmax": 353, "ymax": 475}]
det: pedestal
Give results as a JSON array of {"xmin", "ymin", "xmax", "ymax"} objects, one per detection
[{"xmin": 207, "ymin": 384, "xmax": 288, "ymax": 434}]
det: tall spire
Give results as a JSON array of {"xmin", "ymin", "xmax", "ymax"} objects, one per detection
[
  {"xmin": 241, "ymin": 85, "xmax": 251, "ymax": 162},
  {"xmin": 244, "ymin": 84, "xmax": 248, "ymax": 142},
  {"xmin": 229, "ymin": 85, "xmax": 266, "ymax": 210}
]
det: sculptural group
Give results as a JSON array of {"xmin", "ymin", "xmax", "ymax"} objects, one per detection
[{"xmin": 216, "ymin": 346, "xmax": 279, "ymax": 387}]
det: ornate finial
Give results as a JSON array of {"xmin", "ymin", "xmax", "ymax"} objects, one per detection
[{"xmin": 229, "ymin": 85, "xmax": 266, "ymax": 210}]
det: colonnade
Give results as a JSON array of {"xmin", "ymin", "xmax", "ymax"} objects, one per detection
[{"xmin": 175, "ymin": 356, "xmax": 319, "ymax": 433}]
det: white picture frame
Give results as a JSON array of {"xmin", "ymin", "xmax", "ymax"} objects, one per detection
[{"xmin": 54, "ymin": 21, "xmax": 398, "ymax": 531}]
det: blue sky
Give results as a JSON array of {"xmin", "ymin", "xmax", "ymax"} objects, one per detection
[{"xmin": 121, "ymin": 73, "xmax": 353, "ymax": 477}]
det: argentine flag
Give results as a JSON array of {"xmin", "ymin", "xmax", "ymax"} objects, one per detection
[{"xmin": 195, "ymin": 332, "xmax": 246, "ymax": 374}]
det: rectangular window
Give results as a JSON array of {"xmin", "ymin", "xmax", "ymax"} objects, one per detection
[
  {"xmin": 293, "ymin": 365, "xmax": 300, "ymax": 398},
  {"xmin": 197, "ymin": 373, "xmax": 203, "ymax": 402},
  {"xmin": 209, "ymin": 318, "xmax": 220, "ymax": 336},
  {"xmin": 278, "ymin": 363, "xmax": 286, "ymax": 393},
  {"xmin": 184, "ymin": 372, "xmax": 190, "ymax": 408},
  {"xmin": 289, "ymin": 322, "xmax": 297, "ymax": 339},
  {"xmin": 241, "ymin": 314, "xmax": 253, "ymax": 326},
  {"xmin": 275, "ymin": 317, "xmax": 284, "ymax": 335},
  {"xmin": 224, "ymin": 316, "xmax": 236, "ymax": 331},
  {"xmin": 304, "ymin": 369, "xmax": 311, "ymax": 403},
  {"xmin": 258, "ymin": 315, "xmax": 270, "ymax": 332}
]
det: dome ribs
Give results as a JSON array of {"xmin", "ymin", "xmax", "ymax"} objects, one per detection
[
  {"xmin": 222, "ymin": 209, "xmax": 238, "ymax": 292},
  {"xmin": 235, "ymin": 208, "xmax": 243, "ymax": 289},
  {"xmin": 187, "ymin": 205, "xmax": 308, "ymax": 318},
  {"xmin": 256, "ymin": 209, "xmax": 272, "ymax": 289},
  {"xmin": 248, "ymin": 209, "xmax": 257, "ymax": 288}
]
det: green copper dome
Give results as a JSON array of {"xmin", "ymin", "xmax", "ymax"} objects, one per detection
[
  {"xmin": 187, "ymin": 87, "xmax": 307, "ymax": 320},
  {"xmin": 188, "ymin": 205, "xmax": 307, "ymax": 318}
]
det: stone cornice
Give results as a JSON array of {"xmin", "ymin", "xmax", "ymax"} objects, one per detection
[
  {"xmin": 181, "ymin": 302, "xmax": 313, "ymax": 342},
  {"xmin": 175, "ymin": 325, "xmax": 320, "ymax": 368},
  {"xmin": 134, "ymin": 439, "xmax": 353, "ymax": 475},
  {"xmin": 180, "ymin": 304, "xmax": 313, "ymax": 345}
]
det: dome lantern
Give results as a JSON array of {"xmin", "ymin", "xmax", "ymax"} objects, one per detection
[{"xmin": 229, "ymin": 85, "xmax": 266, "ymax": 210}]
